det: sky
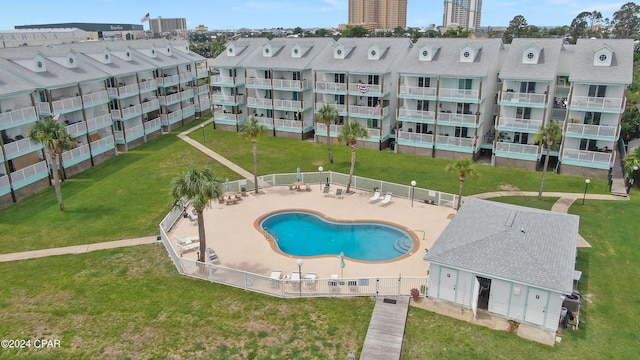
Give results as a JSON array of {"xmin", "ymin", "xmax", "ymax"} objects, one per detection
[{"xmin": 0, "ymin": 0, "xmax": 628, "ymax": 31}]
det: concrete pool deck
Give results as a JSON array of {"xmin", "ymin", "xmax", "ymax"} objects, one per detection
[{"xmin": 169, "ymin": 185, "xmax": 456, "ymax": 279}]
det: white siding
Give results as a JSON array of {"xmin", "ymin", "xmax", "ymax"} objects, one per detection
[
  {"xmin": 508, "ymin": 284, "xmax": 526, "ymax": 320},
  {"xmin": 488, "ymin": 278, "xmax": 511, "ymax": 316},
  {"xmin": 456, "ymin": 271, "xmax": 473, "ymax": 306}
]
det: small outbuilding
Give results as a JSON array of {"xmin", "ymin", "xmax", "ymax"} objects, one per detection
[{"xmin": 424, "ymin": 198, "xmax": 579, "ymax": 333}]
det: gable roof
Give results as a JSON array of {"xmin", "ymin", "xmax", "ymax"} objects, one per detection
[
  {"xmin": 208, "ymin": 38, "xmax": 265, "ymax": 68},
  {"xmin": 424, "ymin": 198, "xmax": 578, "ymax": 294},
  {"xmin": 239, "ymin": 38, "xmax": 335, "ymax": 70},
  {"xmin": 312, "ymin": 38, "xmax": 412, "ymax": 74},
  {"xmin": 499, "ymin": 38, "xmax": 565, "ymax": 81},
  {"xmin": 569, "ymin": 39, "xmax": 634, "ymax": 85}
]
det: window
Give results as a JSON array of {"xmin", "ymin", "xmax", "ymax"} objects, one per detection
[
  {"xmin": 37, "ymin": 61, "xmax": 43, "ymax": 68},
  {"xmin": 454, "ymin": 126, "xmax": 468, "ymax": 137},
  {"xmin": 458, "ymin": 79, "xmax": 472, "ymax": 90},
  {"xmin": 265, "ymin": 48, "xmax": 270, "ymax": 54},
  {"xmin": 294, "ymin": 48, "xmax": 299, "ymax": 54},
  {"xmin": 527, "ymin": 52, "xmax": 535, "ymax": 60},
  {"xmin": 291, "ymin": 92, "xmax": 299, "ymax": 101},
  {"xmin": 368, "ymin": 75, "xmax": 379, "ymax": 85},
  {"xmin": 418, "ymin": 77, "xmax": 430, "ymax": 88},
  {"xmin": 265, "ymin": 90, "xmax": 272, "ymax": 99},
  {"xmin": 417, "ymin": 100, "xmax": 429, "ymax": 111},
  {"xmin": 588, "ymin": 85, "xmax": 606, "ymax": 98},
  {"xmin": 580, "ymin": 138, "xmax": 598, "ymax": 151},
  {"xmin": 367, "ymin": 118, "xmax": 379, "ymax": 128},
  {"xmin": 422, "ymin": 50, "xmax": 428, "ymax": 57},
  {"xmin": 228, "ymin": 48, "xmax": 233, "ymax": 53},
  {"xmin": 583, "ymin": 112, "xmax": 601, "ymax": 125},
  {"xmin": 292, "ymin": 71, "xmax": 301, "ymax": 81},
  {"xmin": 228, "ymin": 69, "xmax": 236, "ymax": 77},
  {"xmin": 334, "ymin": 73, "xmax": 345, "ymax": 83},
  {"xmin": 337, "ymin": 49, "xmax": 342, "ymax": 55},
  {"xmin": 515, "ymin": 107, "xmax": 531, "ymax": 119},
  {"xmin": 456, "ymin": 103, "xmax": 470, "ymax": 114},
  {"xmin": 371, "ymin": 50, "xmax": 376, "ymax": 56},
  {"xmin": 520, "ymin": 82, "xmax": 536, "ymax": 93},
  {"xmin": 264, "ymin": 70, "xmax": 271, "ymax": 79},
  {"xmin": 513, "ymin": 132, "xmax": 529, "ymax": 144},
  {"xmin": 598, "ymin": 53, "xmax": 607, "ymax": 62},
  {"xmin": 463, "ymin": 51, "xmax": 470, "ymax": 58},
  {"xmin": 334, "ymin": 95, "xmax": 345, "ymax": 105}
]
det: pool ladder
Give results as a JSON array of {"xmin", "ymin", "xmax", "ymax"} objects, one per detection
[{"xmin": 263, "ymin": 227, "xmax": 279, "ymax": 243}]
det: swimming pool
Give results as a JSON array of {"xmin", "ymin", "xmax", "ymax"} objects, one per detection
[{"xmin": 258, "ymin": 210, "xmax": 416, "ymax": 261}]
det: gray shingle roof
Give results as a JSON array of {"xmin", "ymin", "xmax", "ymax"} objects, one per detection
[
  {"xmin": 312, "ymin": 38, "xmax": 413, "ymax": 74},
  {"xmin": 238, "ymin": 38, "xmax": 335, "ymax": 70},
  {"xmin": 209, "ymin": 38, "xmax": 267, "ymax": 68},
  {"xmin": 424, "ymin": 198, "xmax": 578, "ymax": 294},
  {"xmin": 499, "ymin": 38, "xmax": 564, "ymax": 81},
  {"xmin": 569, "ymin": 39, "xmax": 634, "ymax": 85},
  {"xmin": 0, "ymin": 64, "xmax": 38, "ymax": 96},
  {"xmin": 397, "ymin": 38, "xmax": 503, "ymax": 78}
]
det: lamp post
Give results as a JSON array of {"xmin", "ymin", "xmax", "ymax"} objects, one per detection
[
  {"xmin": 201, "ymin": 124, "xmax": 205, "ymax": 142},
  {"xmin": 296, "ymin": 259, "xmax": 304, "ymax": 296},
  {"xmin": 410, "ymin": 180, "xmax": 416, "ymax": 207},
  {"xmin": 582, "ymin": 178, "xmax": 591, "ymax": 205},
  {"xmin": 318, "ymin": 166, "xmax": 323, "ymax": 190}
]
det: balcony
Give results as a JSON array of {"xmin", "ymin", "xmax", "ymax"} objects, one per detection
[
  {"xmin": 210, "ymin": 75, "xmax": 243, "ymax": 86},
  {"xmin": 62, "ymin": 144, "xmax": 91, "ymax": 167},
  {"xmin": 10, "ymin": 160, "xmax": 49, "ymax": 190},
  {"xmin": 4, "ymin": 138, "xmax": 43, "ymax": 160},
  {"xmin": 570, "ymin": 96, "xmax": 624, "ymax": 113},
  {"xmin": 274, "ymin": 119, "xmax": 302, "ymax": 132},
  {"xmin": 315, "ymin": 103, "xmax": 347, "ymax": 115},
  {"xmin": 90, "ymin": 135, "xmax": 115, "ymax": 156},
  {"xmin": 82, "ymin": 90, "xmax": 109, "ymax": 107},
  {"xmin": 211, "ymin": 94, "xmax": 246, "ymax": 105},
  {"xmin": 256, "ymin": 117, "xmax": 274, "ymax": 129},
  {"xmin": 65, "ymin": 121, "xmax": 87, "ymax": 137},
  {"xmin": 213, "ymin": 110, "xmax": 240, "ymax": 125},
  {"xmin": 182, "ymin": 104, "xmax": 196, "ymax": 118},
  {"xmin": 51, "ymin": 96, "xmax": 83, "ymax": 114},
  {"xmin": 161, "ymin": 110, "xmax": 183, "ymax": 125},
  {"xmin": 35, "ymin": 102, "xmax": 51, "ymax": 116},
  {"xmin": 197, "ymin": 99, "xmax": 211, "ymax": 112},
  {"xmin": 196, "ymin": 68, "xmax": 208, "ymax": 79},
  {"xmin": 246, "ymin": 78, "xmax": 272, "ymax": 87},
  {"xmin": 316, "ymin": 123, "xmax": 342, "ymax": 137},
  {"xmin": 435, "ymin": 135, "xmax": 474, "ymax": 151},
  {"xmin": 197, "ymin": 84, "xmax": 209, "ymax": 95},
  {"xmin": 108, "ymin": 84, "xmax": 139, "ymax": 99},
  {"xmin": 248, "ymin": 97, "xmax": 273, "ymax": 108},
  {"xmin": 112, "ymin": 104, "xmax": 142, "ymax": 120},
  {"xmin": 398, "ymin": 108, "xmax": 435, "ymax": 123},
  {"xmin": 86, "ymin": 113, "xmax": 112, "ymax": 132},
  {"xmin": 141, "ymin": 99, "xmax": 160, "ymax": 113},
  {"xmin": 565, "ymin": 123, "xmax": 617, "ymax": 140},
  {"xmin": 273, "ymin": 99, "xmax": 303, "ymax": 111},
  {"xmin": 272, "ymin": 79, "xmax": 307, "ymax": 90},
  {"xmin": 500, "ymin": 91, "xmax": 546, "ymax": 107},
  {"xmin": 139, "ymin": 79, "xmax": 157, "ymax": 92},
  {"xmin": 0, "ymin": 174, "xmax": 10, "ymax": 196},
  {"xmin": 160, "ymin": 93, "xmax": 182, "ymax": 106},
  {"xmin": 495, "ymin": 142, "xmax": 539, "ymax": 160},
  {"xmin": 398, "ymin": 131, "xmax": 434, "ymax": 147},
  {"xmin": 0, "ymin": 107, "xmax": 37, "ymax": 130},
  {"xmin": 159, "ymin": 74, "xmax": 180, "ymax": 87},
  {"xmin": 398, "ymin": 85, "xmax": 437, "ymax": 98},
  {"xmin": 348, "ymin": 83, "xmax": 383, "ymax": 96},
  {"xmin": 179, "ymin": 72, "xmax": 195, "ymax": 83},
  {"xmin": 180, "ymin": 89, "xmax": 194, "ymax": 101},
  {"xmin": 144, "ymin": 117, "xmax": 162, "ymax": 132},
  {"xmin": 438, "ymin": 88, "xmax": 480, "ymax": 102},
  {"xmin": 125, "ymin": 124, "xmax": 145, "ymax": 141},
  {"xmin": 350, "ymin": 105, "xmax": 385, "ymax": 118},
  {"xmin": 315, "ymin": 81, "xmax": 347, "ymax": 93},
  {"xmin": 437, "ymin": 112, "xmax": 477, "ymax": 126},
  {"xmin": 562, "ymin": 149, "xmax": 612, "ymax": 169},
  {"xmin": 496, "ymin": 117, "xmax": 543, "ymax": 132}
]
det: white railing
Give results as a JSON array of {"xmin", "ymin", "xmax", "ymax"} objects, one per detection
[
  {"xmin": 86, "ymin": 113, "xmax": 112, "ymax": 132},
  {"xmin": 161, "ymin": 110, "xmax": 183, "ymax": 125},
  {"xmin": 197, "ymin": 84, "xmax": 209, "ymax": 94},
  {"xmin": 315, "ymin": 81, "xmax": 347, "ymax": 92},
  {"xmin": 125, "ymin": 124, "xmax": 144, "ymax": 139},
  {"xmin": 35, "ymin": 102, "xmax": 51, "ymax": 115},
  {"xmin": 198, "ymin": 99, "xmax": 211, "ymax": 111},
  {"xmin": 398, "ymin": 131, "xmax": 434, "ymax": 144},
  {"xmin": 210, "ymin": 75, "xmax": 237, "ymax": 85},
  {"xmin": 315, "ymin": 123, "xmax": 342, "ymax": 136},
  {"xmin": 248, "ymin": 97, "xmax": 273, "ymax": 107},
  {"xmin": 212, "ymin": 94, "xmax": 234, "ymax": 103},
  {"xmin": 62, "ymin": 144, "xmax": 90, "ymax": 164},
  {"xmin": 398, "ymin": 85, "xmax": 437, "ymax": 97},
  {"xmin": 274, "ymin": 119, "xmax": 302, "ymax": 129},
  {"xmin": 437, "ymin": 112, "xmax": 476, "ymax": 125},
  {"xmin": 436, "ymin": 135, "xmax": 474, "ymax": 148},
  {"xmin": 82, "ymin": 90, "xmax": 109, "ymax": 107},
  {"xmin": 214, "ymin": 111, "xmax": 238, "ymax": 121},
  {"xmin": 566, "ymin": 123, "xmax": 617, "ymax": 138},
  {"xmin": 179, "ymin": 72, "xmax": 194, "ymax": 83},
  {"xmin": 10, "ymin": 160, "xmax": 48, "ymax": 186},
  {"xmin": 315, "ymin": 103, "xmax": 347, "ymax": 114},
  {"xmin": 367, "ymin": 128, "xmax": 381, "ymax": 138},
  {"xmin": 114, "ymin": 130, "xmax": 124, "ymax": 141},
  {"xmin": 161, "ymin": 93, "xmax": 182, "ymax": 105},
  {"xmin": 182, "ymin": 105, "xmax": 196, "ymax": 117},
  {"xmin": 196, "ymin": 68, "xmax": 208, "ymax": 78},
  {"xmin": 256, "ymin": 117, "xmax": 273, "ymax": 127},
  {"xmin": 246, "ymin": 77, "xmax": 272, "ymax": 87},
  {"xmin": 142, "ymin": 99, "xmax": 160, "ymax": 113},
  {"xmin": 160, "ymin": 74, "xmax": 180, "ymax": 86},
  {"xmin": 65, "ymin": 121, "xmax": 87, "ymax": 136},
  {"xmin": 397, "ymin": 108, "xmax": 434, "ymax": 122},
  {"xmin": 109, "ymin": 84, "xmax": 139, "ymax": 98},
  {"xmin": 144, "ymin": 117, "xmax": 162, "ymax": 131},
  {"xmin": 0, "ymin": 175, "xmax": 9, "ymax": 191},
  {"xmin": 438, "ymin": 88, "xmax": 480, "ymax": 101},
  {"xmin": 139, "ymin": 79, "xmax": 157, "ymax": 92},
  {"xmin": 496, "ymin": 142, "xmax": 539, "ymax": 156},
  {"xmin": 500, "ymin": 91, "xmax": 546, "ymax": 105},
  {"xmin": 4, "ymin": 138, "xmax": 41, "ymax": 158},
  {"xmin": 272, "ymin": 79, "xmax": 307, "ymax": 89},
  {"xmin": 0, "ymin": 107, "xmax": 37, "ymax": 128},
  {"xmin": 119, "ymin": 104, "xmax": 142, "ymax": 119},
  {"xmin": 350, "ymin": 105, "xmax": 385, "ymax": 117},
  {"xmin": 570, "ymin": 96, "xmax": 623, "ymax": 111},
  {"xmin": 497, "ymin": 117, "xmax": 543, "ymax": 132},
  {"xmin": 52, "ymin": 96, "xmax": 82, "ymax": 114},
  {"xmin": 562, "ymin": 149, "xmax": 612, "ymax": 165},
  {"xmin": 91, "ymin": 135, "xmax": 114, "ymax": 153},
  {"xmin": 348, "ymin": 83, "xmax": 382, "ymax": 94},
  {"xmin": 181, "ymin": 89, "xmax": 194, "ymax": 100},
  {"xmin": 273, "ymin": 99, "xmax": 302, "ymax": 109}
]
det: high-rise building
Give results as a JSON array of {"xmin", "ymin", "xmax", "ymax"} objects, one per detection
[
  {"xmin": 149, "ymin": 17, "xmax": 187, "ymax": 34},
  {"xmin": 442, "ymin": 0, "xmax": 482, "ymax": 30},
  {"xmin": 348, "ymin": 0, "xmax": 407, "ymax": 31}
]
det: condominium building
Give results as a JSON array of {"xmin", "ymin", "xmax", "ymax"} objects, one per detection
[
  {"xmin": 15, "ymin": 22, "xmax": 145, "ymax": 41},
  {"xmin": 149, "ymin": 17, "xmax": 187, "ymax": 34},
  {"xmin": 442, "ymin": 0, "xmax": 482, "ymax": 30},
  {"xmin": 210, "ymin": 37, "xmax": 634, "ymax": 181},
  {"xmin": 0, "ymin": 39, "xmax": 210, "ymax": 207},
  {"xmin": 348, "ymin": 0, "xmax": 407, "ymax": 30}
]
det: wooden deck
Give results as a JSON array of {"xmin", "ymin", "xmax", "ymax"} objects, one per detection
[{"xmin": 360, "ymin": 296, "xmax": 410, "ymax": 360}]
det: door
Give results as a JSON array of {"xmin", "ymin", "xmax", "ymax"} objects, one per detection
[
  {"xmin": 472, "ymin": 277, "xmax": 480, "ymax": 318},
  {"xmin": 439, "ymin": 268, "xmax": 458, "ymax": 303},
  {"xmin": 524, "ymin": 288, "xmax": 549, "ymax": 326}
]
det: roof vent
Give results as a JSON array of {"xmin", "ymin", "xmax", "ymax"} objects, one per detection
[{"xmin": 505, "ymin": 211, "xmax": 516, "ymax": 227}]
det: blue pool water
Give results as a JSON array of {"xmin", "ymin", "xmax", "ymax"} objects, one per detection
[{"xmin": 259, "ymin": 210, "xmax": 414, "ymax": 261}]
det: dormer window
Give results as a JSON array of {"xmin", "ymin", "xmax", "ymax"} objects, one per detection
[
  {"xmin": 69, "ymin": 57, "xmax": 74, "ymax": 64},
  {"xmin": 527, "ymin": 52, "xmax": 535, "ymax": 60},
  {"xmin": 422, "ymin": 50, "xmax": 428, "ymax": 57},
  {"xmin": 593, "ymin": 44, "xmax": 613, "ymax": 67},
  {"xmin": 463, "ymin": 51, "xmax": 470, "ymax": 58},
  {"xmin": 371, "ymin": 50, "xmax": 376, "ymax": 56},
  {"xmin": 337, "ymin": 49, "xmax": 342, "ymax": 55},
  {"xmin": 294, "ymin": 49, "xmax": 299, "ymax": 54},
  {"xmin": 419, "ymin": 45, "xmax": 437, "ymax": 62},
  {"xmin": 459, "ymin": 44, "xmax": 479, "ymax": 63},
  {"xmin": 522, "ymin": 45, "xmax": 541, "ymax": 64},
  {"xmin": 37, "ymin": 61, "xmax": 43, "ymax": 69},
  {"xmin": 105, "ymin": 54, "xmax": 109, "ymax": 61},
  {"xmin": 368, "ymin": 45, "xmax": 380, "ymax": 60},
  {"xmin": 598, "ymin": 53, "xmax": 608, "ymax": 62}
]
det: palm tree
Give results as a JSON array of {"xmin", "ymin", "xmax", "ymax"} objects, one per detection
[
  {"xmin": 28, "ymin": 118, "xmax": 76, "ymax": 212},
  {"xmin": 446, "ymin": 158, "xmax": 479, "ymax": 210},
  {"xmin": 170, "ymin": 167, "xmax": 223, "ymax": 262},
  {"xmin": 337, "ymin": 121, "xmax": 369, "ymax": 193},
  {"xmin": 623, "ymin": 146, "xmax": 640, "ymax": 188},
  {"xmin": 239, "ymin": 116, "xmax": 267, "ymax": 194},
  {"xmin": 316, "ymin": 104, "xmax": 339, "ymax": 163},
  {"xmin": 534, "ymin": 120, "xmax": 563, "ymax": 199}
]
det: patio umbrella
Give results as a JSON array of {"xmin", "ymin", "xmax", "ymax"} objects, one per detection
[
  {"xmin": 296, "ymin": 167, "xmax": 301, "ymax": 182},
  {"xmin": 340, "ymin": 251, "xmax": 345, "ymax": 278},
  {"xmin": 225, "ymin": 178, "xmax": 230, "ymax": 191}
]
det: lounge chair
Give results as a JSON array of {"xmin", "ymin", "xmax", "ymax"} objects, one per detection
[
  {"xmin": 368, "ymin": 190, "xmax": 381, "ymax": 203},
  {"xmin": 303, "ymin": 272, "xmax": 317, "ymax": 290},
  {"xmin": 323, "ymin": 185, "xmax": 331, "ymax": 197},
  {"xmin": 335, "ymin": 188, "xmax": 343, "ymax": 199},
  {"xmin": 379, "ymin": 192, "xmax": 392, "ymax": 206},
  {"xmin": 206, "ymin": 247, "xmax": 219, "ymax": 262}
]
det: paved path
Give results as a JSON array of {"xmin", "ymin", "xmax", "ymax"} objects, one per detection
[{"xmin": 360, "ymin": 296, "xmax": 410, "ymax": 360}]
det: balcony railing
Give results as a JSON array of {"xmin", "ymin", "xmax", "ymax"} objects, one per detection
[
  {"xmin": 273, "ymin": 99, "xmax": 302, "ymax": 110},
  {"xmin": 500, "ymin": 91, "xmax": 546, "ymax": 106},
  {"xmin": 182, "ymin": 104, "xmax": 196, "ymax": 117},
  {"xmin": 210, "ymin": 75, "xmax": 241, "ymax": 85},
  {"xmin": 315, "ymin": 81, "xmax": 347, "ymax": 92},
  {"xmin": 274, "ymin": 119, "xmax": 302, "ymax": 130},
  {"xmin": 497, "ymin": 117, "xmax": 543, "ymax": 132},
  {"xmin": 161, "ymin": 93, "xmax": 182, "ymax": 106},
  {"xmin": 570, "ymin": 96, "xmax": 623, "ymax": 111},
  {"xmin": 437, "ymin": 112, "xmax": 477, "ymax": 126},
  {"xmin": 86, "ymin": 113, "xmax": 112, "ymax": 132},
  {"xmin": 82, "ymin": 90, "xmax": 109, "ymax": 107},
  {"xmin": 316, "ymin": 123, "xmax": 342, "ymax": 136},
  {"xmin": 272, "ymin": 79, "xmax": 307, "ymax": 89},
  {"xmin": 438, "ymin": 88, "xmax": 480, "ymax": 101},
  {"xmin": 108, "ymin": 84, "xmax": 139, "ymax": 98},
  {"xmin": 248, "ymin": 97, "xmax": 273, "ymax": 107},
  {"xmin": 348, "ymin": 83, "xmax": 382, "ymax": 95},
  {"xmin": 398, "ymin": 108, "xmax": 436, "ymax": 122},
  {"xmin": 179, "ymin": 72, "xmax": 195, "ymax": 83},
  {"xmin": 52, "ymin": 96, "xmax": 82, "ymax": 114},
  {"xmin": 436, "ymin": 135, "xmax": 474, "ymax": 148},
  {"xmin": 160, "ymin": 74, "xmax": 180, "ymax": 86},
  {"xmin": 246, "ymin": 78, "xmax": 272, "ymax": 87},
  {"xmin": 35, "ymin": 102, "xmax": 51, "ymax": 115},
  {"xmin": 496, "ymin": 142, "xmax": 539, "ymax": 156},
  {"xmin": 398, "ymin": 86, "xmax": 437, "ymax": 97},
  {"xmin": 90, "ymin": 135, "xmax": 115, "ymax": 155},
  {"xmin": 315, "ymin": 103, "xmax": 347, "ymax": 114},
  {"xmin": 562, "ymin": 149, "xmax": 612, "ymax": 166},
  {"xmin": 141, "ymin": 99, "xmax": 160, "ymax": 113},
  {"xmin": 125, "ymin": 124, "xmax": 145, "ymax": 140},
  {"xmin": 350, "ymin": 105, "xmax": 385, "ymax": 117},
  {"xmin": 180, "ymin": 89, "xmax": 194, "ymax": 100},
  {"xmin": 139, "ymin": 79, "xmax": 157, "ymax": 92},
  {"xmin": 65, "ymin": 121, "xmax": 87, "ymax": 136},
  {"xmin": 398, "ymin": 131, "xmax": 434, "ymax": 145},
  {"xmin": 196, "ymin": 68, "xmax": 208, "ymax": 78},
  {"xmin": 144, "ymin": 117, "xmax": 162, "ymax": 132},
  {"xmin": 161, "ymin": 110, "xmax": 183, "ymax": 125},
  {"xmin": 256, "ymin": 117, "xmax": 273, "ymax": 128},
  {"xmin": 0, "ymin": 107, "xmax": 37, "ymax": 130},
  {"xmin": 4, "ymin": 138, "xmax": 42, "ymax": 159},
  {"xmin": 565, "ymin": 123, "xmax": 617, "ymax": 139},
  {"xmin": 113, "ymin": 104, "xmax": 142, "ymax": 119},
  {"xmin": 197, "ymin": 84, "xmax": 209, "ymax": 95},
  {"xmin": 10, "ymin": 160, "xmax": 48, "ymax": 188},
  {"xmin": 62, "ymin": 144, "xmax": 90, "ymax": 165},
  {"xmin": 367, "ymin": 128, "xmax": 382, "ymax": 138},
  {"xmin": 0, "ymin": 174, "xmax": 9, "ymax": 194},
  {"xmin": 214, "ymin": 111, "xmax": 238, "ymax": 121},
  {"xmin": 197, "ymin": 99, "xmax": 211, "ymax": 111}
]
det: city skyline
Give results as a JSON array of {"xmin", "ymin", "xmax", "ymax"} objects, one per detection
[{"xmin": 0, "ymin": 0, "xmax": 627, "ymax": 31}]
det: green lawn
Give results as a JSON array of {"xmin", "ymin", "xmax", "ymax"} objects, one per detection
[{"xmin": 0, "ymin": 119, "xmax": 638, "ymax": 359}]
